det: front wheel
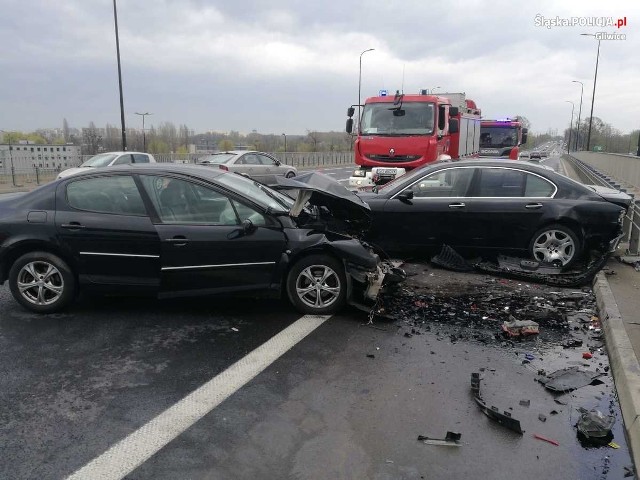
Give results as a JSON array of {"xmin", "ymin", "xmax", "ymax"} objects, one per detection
[
  {"xmin": 529, "ymin": 224, "xmax": 581, "ymax": 268},
  {"xmin": 9, "ymin": 252, "xmax": 76, "ymax": 313},
  {"xmin": 285, "ymin": 171, "xmax": 296, "ymax": 178},
  {"xmin": 286, "ymin": 254, "xmax": 347, "ymax": 314}
]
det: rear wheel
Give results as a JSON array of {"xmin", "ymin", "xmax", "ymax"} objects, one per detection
[
  {"xmin": 286, "ymin": 254, "xmax": 347, "ymax": 314},
  {"xmin": 285, "ymin": 171, "xmax": 296, "ymax": 178},
  {"xmin": 529, "ymin": 224, "xmax": 581, "ymax": 268},
  {"xmin": 9, "ymin": 252, "xmax": 76, "ymax": 313}
]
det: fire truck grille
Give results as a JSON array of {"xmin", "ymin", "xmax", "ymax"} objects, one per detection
[{"xmin": 365, "ymin": 154, "xmax": 421, "ymax": 162}]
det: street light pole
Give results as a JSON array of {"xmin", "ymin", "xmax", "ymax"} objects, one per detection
[
  {"xmin": 134, "ymin": 112, "xmax": 152, "ymax": 152},
  {"xmin": 358, "ymin": 48, "xmax": 375, "ymax": 131},
  {"xmin": 572, "ymin": 80, "xmax": 584, "ymax": 150},
  {"xmin": 281, "ymin": 133, "xmax": 287, "ymax": 153},
  {"xmin": 581, "ymin": 34, "xmax": 601, "ymax": 152},
  {"xmin": 113, "ymin": 0, "xmax": 127, "ymax": 151},
  {"xmin": 565, "ymin": 101, "xmax": 574, "ymax": 154}
]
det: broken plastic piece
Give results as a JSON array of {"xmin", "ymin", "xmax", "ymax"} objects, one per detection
[
  {"xmin": 538, "ymin": 414, "xmax": 547, "ymax": 422},
  {"xmin": 430, "ymin": 245, "xmax": 473, "ymax": 272},
  {"xmin": 536, "ymin": 366, "xmax": 604, "ymax": 393},
  {"xmin": 502, "ymin": 317, "xmax": 540, "ymax": 337},
  {"xmin": 609, "ymin": 442, "xmax": 620, "ymax": 449},
  {"xmin": 498, "ymin": 255, "xmax": 563, "ymax": 275},
  {"xmin": 231, "ymin": 327, "xmax": 239, "ymax": 332},
  {"xmin": 533, "ymin": 434, "xmax": 559, "ymax": 446},
  {"xmin": 582, "ymin": 352, "xmax": 593, "ymax": 359},
  {"xmin": 417, "ymin": 431, "xmax": 462, "ymax": 447},
  {"xmin": 474, "ymin": 397, "xmax": 523, "ymax": 434},
  {"xmin": 577, "ymin": 409, "xmax": 615, "ymax": 439},
  {"xmin": 519, "ymin": 399, "xmax": 530, "ymax": 407}
]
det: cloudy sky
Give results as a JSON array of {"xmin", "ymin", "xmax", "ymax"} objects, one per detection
[{"xmin": 1, "ymin": 0, "xmax": 638, "ymax": 135}]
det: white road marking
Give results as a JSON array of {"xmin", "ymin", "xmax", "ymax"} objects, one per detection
[
  {"xmin": 65, "ymin": 314, "xmax": 331, "ymax": 480},
  {"xmin": 327, "ymin": 172, "xmax": 337, "ymax": 176}
]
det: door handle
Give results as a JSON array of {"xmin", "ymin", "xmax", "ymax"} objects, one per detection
[
  {"xmin": 61, "ymin": 222, "xmax": 86, "ymax": 229},
  {"xmin": 525, "ymin": 203, "xmax": 543, "ymax": 209},
  {"xmin": 165, "ymin": 236, "xmax": 189, "ymax": 246},
  {"xmin": 448, "ymin": 203, "xmax": 466, "ymax": 209}
]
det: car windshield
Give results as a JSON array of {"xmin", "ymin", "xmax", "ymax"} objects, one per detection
[
  {"xmin": 480, "ymin": 127, "xmax": 518, "ymax": 148},
  {"xmin": 199, "ymin": 153, "xmax": 235, "ymax": 164},
  {"xmin": 360, "ymin": 102, "xmax": 435, "ymax": 135},
  {"xmin": 80, "ymin": 153, "xmax": 118, "ymax": 167},
  {"xmin": 216, "ymin": 172, "xmax": 294, "ymax": 212}
]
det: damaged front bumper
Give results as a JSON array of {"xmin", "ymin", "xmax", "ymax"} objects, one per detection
[{"xmin": 345, "ymin": 257, "xmax": 406, "ymax": 308}]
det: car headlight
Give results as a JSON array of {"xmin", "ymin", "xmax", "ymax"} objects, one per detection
[{"xmin": 353, "ymin": 170, "xmax": 366, "ymax": 177}]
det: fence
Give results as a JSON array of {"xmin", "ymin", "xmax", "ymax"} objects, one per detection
[
  {"xmin": 566, "ymin": 153, "xmax": 640, "ymax": 256},
  {"xmin": 0, "ymin": 151, "xmax": 355, "ymax": 190}
]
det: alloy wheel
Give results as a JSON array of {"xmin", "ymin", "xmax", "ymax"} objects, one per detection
[
  {"xmin": 295, "ymin": 264, "xmax": 341, "ymax": 309},
  {"xmin": 17, "ymin": 261, "xmax": 64, "ymax": 306},
  {"xmin": 532, "ymin": 229, "xmax": 576, "ymax": 266}
]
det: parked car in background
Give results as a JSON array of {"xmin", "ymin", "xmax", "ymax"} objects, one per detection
[
  {"xmin": 529, "ymin": 151, "xmax": 542, "ymax": 161},
  {"xmin": 198, "ymin": 151, "xmax": 297, "ymax": 184},
  {"xmin": 57, "ymin": 152, "xmax": 156, "ymax": 179},
  {"xmin": 359, "ymin": 160, "xmax": 630, "ymax": 268},
  {"xmin": 0, "ymin": 164, "xmax": 398, "ymax": 314}
]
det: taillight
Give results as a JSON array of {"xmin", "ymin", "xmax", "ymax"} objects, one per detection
[{"xmin": 219, "ymin": 164, "xmax": 228, "ymax": 171}]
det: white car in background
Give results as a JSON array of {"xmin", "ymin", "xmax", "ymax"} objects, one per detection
[{"xmin": 57, "ymin": 152, "xmax": 156, "ymax": 179}]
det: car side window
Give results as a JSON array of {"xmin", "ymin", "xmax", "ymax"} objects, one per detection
[
  {"xmin": 240, "ymin": 154, "xmax": 259, "ymax": 165},
  {"xmin": 132, "ymin": 154, "xmax": 150, "ymax": 163},
  {"xmin": 66, "ymin": 175, "xmax": 147, "ymax": 215},
  {"xmin": 477, "ymin": 168, "xmax": 525, "ymax": 197},
  {"xmin": 257, "ymin": 154, "xmax": 276, "ymax": 166},
  {"xmin": 525, "ymin": 173, "xmax": 555, "ymax": 197},
  {"xmin": 230, "ymin": 199, "xmax": 266, "ymax": 226},
  {"xmin": 409, "ymin": 168, "xmax": 474, "ymax": 197},
  {"xmin": 140, "ymin": 175, "xmax": 237, "ymax": 225},
  {"xmin": 112, "ymin": 154, "xmax": 133, "ymax": 165}
]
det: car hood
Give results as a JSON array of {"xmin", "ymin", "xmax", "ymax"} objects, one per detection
[
  {"xmin": 57, "ymin": 167, "xmax": 93, "ymax": 179},
  {"xmin": 587, "ymin": 185, "xmax": 632, "ymax": 209},
  {"xmin": 274, "ymin": 171, "xmax": 371, "ymax": 234}
]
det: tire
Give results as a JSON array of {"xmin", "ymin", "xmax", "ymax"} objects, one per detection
[
  {"xmin": 529, "ymin": 224, "xmax": 581, "ymax": 268},
  {"xmin": 285, "ymin": 171, "xmax": 296, "ymax": 178},
  {"xmin": 286, "ymin": 254, "xmax": 347, "ymax": 315},
  {"xmin": 9, "ymin": 251, "xmax": 76, "ymax": 313}
]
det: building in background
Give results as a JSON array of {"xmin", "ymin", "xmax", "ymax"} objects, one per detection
[{"xmin": 0, "ymin": 142, "xmax": 82, "ymax": 173}]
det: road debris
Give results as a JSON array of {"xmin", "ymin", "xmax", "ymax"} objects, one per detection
[
  {"xmin": 576, "ymin": 408, "xmax": 615, "ymax": 440},
  {"xmin": 536, "ymin": 366, "xmax": 604, "ymax": 393},
  {"xmin": 538, "ymin": 414, "xmax": 547, "ymax": 422},
  {"xmin": 430, "ymin": 245, "xmax": 473, "ymax": 272},
  {"xmin": 533, "ymin": 434, "xmax": 559, "ymax": 446},
  {"xmin": 471, "ymin": 372, "xmax": 523, "ymax": 434},
  {"xmin": 417, "ymin": 431, "xmax": 462, "ymax": 447},
  {"xmin": 519, "ymin": 399, "xmax": 530, "ymax": 407},
  {"xmin": 502, "ymin": 317, "xmax": 540, "ymax": 337}
]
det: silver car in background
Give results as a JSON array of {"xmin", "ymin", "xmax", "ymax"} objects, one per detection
[{"xmin": 198, "ymin": 151, "xmax": 297, "ymax": 184}]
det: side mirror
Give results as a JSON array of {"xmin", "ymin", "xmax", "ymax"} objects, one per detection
[
  {"xmin": 346, "ymin": 118, "xmax": 354, "ymax": 134},
  {"xmin": 347, "ymin": 107, "xmax": 355, "ymax": 117},
  {"xmin": 449, "ymin": 107, "xmax": 459, "ymax": 116},
  {"xmin": 242, "ymin": 218, "xmax": 256, "ymax": 235},
  {"xmin": 449, "ymin": 118, "xmax": 459, "ymax": 134},
  {"xmin": 397, "ymin": 189, "xmax": 414, "ymax": 202},
  {"xmin": 522, "ymin": 128, "xmax": 528, "ymax": 144},
  {"xmin": 274, "ymin": 159, "xmax": 281, "ymax": 166}
]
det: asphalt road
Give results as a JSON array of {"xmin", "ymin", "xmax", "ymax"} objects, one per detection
[{"xmin": 0, "ymin": 158, "xmax": 634, "ymax": 479}]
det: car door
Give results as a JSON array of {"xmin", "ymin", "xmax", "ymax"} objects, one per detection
[
  {"xmin": 464, "ymin": 167, "xmax": 556, "ymax": 251},
  {"xmin": 375, "ymin": 166, "xmax": 476, "ymax": 254},
  {"xmin": 256, "ymin": 153, "xmax": 280, "ymax": 183},
  {"xmin": 138, "ymin": 174, "xmax": 287, "ymax": 296},
  {"xmin": 54, "ymin": 174, "xmax": 161, "ymax": 287}
]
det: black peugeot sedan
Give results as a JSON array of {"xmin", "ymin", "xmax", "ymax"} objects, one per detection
[
  {"xmin": 360, "ymin": 160, "xmax": 630, "ymax": 267},
  {"xmin": 0, "ymin": 164, "xmax": 393, "ymax": 314}
]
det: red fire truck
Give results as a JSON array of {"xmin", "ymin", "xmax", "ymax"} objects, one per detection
[
  {"xmin": 479, "ymin": 119, "xmax": 528, "ymax": 160},
  {"xmin": 346, "ymin": 90, "xmax": 482, "ymax": 188}
]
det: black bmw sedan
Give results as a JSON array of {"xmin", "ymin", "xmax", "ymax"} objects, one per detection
[
  {"xmin": 0, "ymin": 164, "xmax": 394, "ymax": 314},
  {"xmin": 360, "ymin": 160, "xmax": 630, "ymax": 266}
]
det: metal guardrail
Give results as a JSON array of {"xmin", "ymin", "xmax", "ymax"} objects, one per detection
[
  {"xmin": 566, "ymin": 154, "xmax": 640, "ymax": 255},
  {"xmin": 0, "ymin": 152, "xmax": 355, "ymax": 189}
]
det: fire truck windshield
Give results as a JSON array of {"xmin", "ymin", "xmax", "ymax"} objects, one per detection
[
  {"xmin": 480, "ymin": 126, "xmax": 518, "ymax": 148},
  {"xmin": 360, "ymin": 102, "xmax": 434, "ymax": 135}
]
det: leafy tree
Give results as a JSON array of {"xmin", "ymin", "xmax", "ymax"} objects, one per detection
[{"xmin": 218, "ymin": 139, "xmax": 234, "ymax": 151}]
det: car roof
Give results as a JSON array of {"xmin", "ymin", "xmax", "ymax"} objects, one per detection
[
  {"xmin": 91, "ymin": 151, "xmax": 152, "ymax": 156},
  {"xmin": 60, "ymin": 162, "xmax": 225, "ymax": 180},
  {"xmin": 207, "ymin": 150, "xmax": 260, "ymax": 155}
]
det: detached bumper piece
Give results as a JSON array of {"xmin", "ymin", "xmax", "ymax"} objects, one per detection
[{"xmin": 471, "ymin": 372, "xmax": 523, "ymax": 435}]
